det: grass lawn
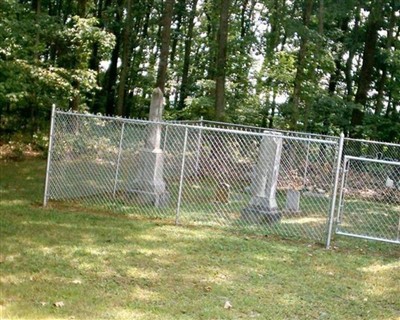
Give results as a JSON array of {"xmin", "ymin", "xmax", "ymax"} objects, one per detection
[{"xmin": 0, "ymin": 159, "xmax": 399, "ymax": 320}]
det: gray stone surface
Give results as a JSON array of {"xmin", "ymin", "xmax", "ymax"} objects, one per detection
[
  {"xmin": 126, "ymin": 88, "xmax": 169, "ymax": 207},
  {"xmin": 241, "ymin": 131, "xmax": 283, "ymax": 223},
  {"xmin": 285, "ymin": 189, "xmax": 301, "ymax": 213}
]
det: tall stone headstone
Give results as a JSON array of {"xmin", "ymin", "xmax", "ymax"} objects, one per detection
[
  {"xmin": 241, "ymin": 131, "xmax": 283, "ymax": 223},
  {"xmin": 127, "ymin": 88, "xmax": 169, "ymax": 207}
]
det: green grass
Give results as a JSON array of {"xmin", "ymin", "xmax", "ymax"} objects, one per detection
[
  {"xmin": 47, "ymin": 161, "xmax": 334, "ymax": 242},
  {"xmin": 1, "ymin": 159, "xmax": 399, "ymax": 319},
  {"xmin": 337, "ymin": 198, "xmax": 400, "ymax": 241}
]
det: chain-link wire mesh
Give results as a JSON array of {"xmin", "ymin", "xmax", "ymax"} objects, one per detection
[
  {"xmin": 47, "ymin": 111, "xmax": 190, "ymax": 219},
  {"xmin": 336, "ymin": 156, "xmax": 400, "ymax": 244},
  {"xmin": 45, "ymin": 110, "xmax": 400, "ymax": 245},
  {"xmin": 45, "ymin": 110, "xmax": 341, "ymax": 243},
  {"xmin": 343, "ymin": 138, "xmax": 400, "ymax": 162},
  {"xmin": 175, "ymin": 129, "xmax": 339, "ymax": 242}
]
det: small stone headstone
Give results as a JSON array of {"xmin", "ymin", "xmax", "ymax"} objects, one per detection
[
  {"xmin": 385, "ymin": 176, "xmax": 394, "ymax": 188},
  {"xmin": 285, "ymin": 189, "xmax": 301, "ymax": 213}
]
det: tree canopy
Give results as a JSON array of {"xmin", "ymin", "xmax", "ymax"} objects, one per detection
[{"xmin": 1, "ymin": 0, "xmax": 399, "ymax": 143}]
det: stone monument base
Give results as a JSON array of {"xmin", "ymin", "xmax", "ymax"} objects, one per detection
[
  {"xmin": 123, "ymin": 189, "xmax": 169, "ymax": 207},
  {"xmin": 124, "ymin": 178, "xmax": 169, "ymax": 208},
  {"xmin": 241, "ymin": 205, "xmax": 281, "ymax": 225}
]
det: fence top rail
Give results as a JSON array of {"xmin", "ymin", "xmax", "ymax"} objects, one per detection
[
  {"xmin": 54, "ymin": 109, "xmax": 338, "ymax": 145},
  {"xmin": 344, "ymin": 137, "xmax": 400, "ymax": 148},
  {"xmin": 344, "ymin": 155, "xmax": 400, "ymax": 166},
  {"xmin": 199, "ymin": 119, "xmax": 340, "ymax": 140}
]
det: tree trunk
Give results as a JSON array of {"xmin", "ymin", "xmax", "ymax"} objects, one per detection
[
  {"xmin": 375, "ymin": 0, "xmax": 395, "ymax": 116},
  {"xmin": 156, "ymin": 0, "xmax": 175, "ymax": 94},
  {"xmin": 89, "ymin": 0, "xmax": 103, "ymax": 72},
  {"xmin": 351, "ymin": 0, "xmax": 382, "ymax": 137},
  {"xmin": 318, "ymin": 0, "xmax": 324, "ymax": 34},
  {"xmin": 116, "ymin": 0, "xmax": 133, "ymax": 116},
  {"xmin": 78, "ymin": 0, "xmax": 87, "ymax": 17},
  {"xmin": 178, "ymin": 0, "xmax": 198, "ymax": 111},
  {"xmin": 344, "ymin": 3, "xmax": 360, "ymax": 99},
  {"xmin": 104, "ymin": 0, "xmax": 123, "ymax": 115},
  {"xmin": 214, "ymin": 0, "xmax": 230, "ymax": 121},
  {"xmin": 170, "ymin": 0, "xmax": 185, "ymax": 70},
  {"xmin": 204, "ymin": 0, "xmax": 217, "ymax": 80},
  {"xmin": 88, "ymin": 0, "xmax": 104, "ymax": 113},
  {"xmin": 328, "ymin": 17, "xmax": 348, "ymax": 95},
  {"xmin": 290, "ymin": 0, "xmax": 313, "ymax": 130},
  {"xmin": 68, "ymin": 0, "xmax": 88, "ymax": 111},
  {"xmin": 266, "ymin": 0, "xmax": 281, "ymax": 60}
]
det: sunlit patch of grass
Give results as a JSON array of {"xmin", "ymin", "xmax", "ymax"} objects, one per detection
[
  {"xmin": 282, "ymin": 216, "xmax": 326, "ymax": 225},
  {"xmin": 0, "ymin": 199, "xmax": 30, "ymax": 206}
]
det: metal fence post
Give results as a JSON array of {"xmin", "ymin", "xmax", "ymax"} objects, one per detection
[
  {"xmin": 175, "ymin": 127, "xmax": 189, "ymax": 225},
  {"xmin": 326, "ymin": 133, "xmax": 344, "ymax": 248},
  {"xmin": 113, "ymin": 122, "xmax": 126, "ymax": 197},
  {"xmin": 302, "ymin": 135, "xmax": 311, "ymax": 186},
  {"xmin": 194, "ymin": 116, "xmax": 203, "ymax": 175},
  {"xmin": 336, "ymin": 157, "xmax": 349, "ymax": 225},
  {"xmin": 43, "ymin": 105, "xmax": 56, "ymax": 207}
]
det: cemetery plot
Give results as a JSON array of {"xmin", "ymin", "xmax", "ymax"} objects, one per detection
[{"xmin": 44, "ymin": 107, "xmax": 400, "ymax": 246}]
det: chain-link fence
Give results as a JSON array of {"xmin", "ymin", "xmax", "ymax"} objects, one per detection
[
  {"xmin": 44, "ymin": 109, "xmax": 400, "ymax": 246},
  {"xmin": 336, "ymin": 156, "xmax": 400, "ymax": 244}
]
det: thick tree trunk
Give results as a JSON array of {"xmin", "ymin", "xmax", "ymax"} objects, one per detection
[
  {"xmin": 351, "ymin": 0, "xmax": 382, "ymax": 137},
  {"xmin": 178, "ymin": 0, "xmax": 198, "ymax": 111},
  {"xmin": 204, "ymin": 0, "xmax": 217, "ymax": 80},
  {"xmin": 89, "ymin": 0, "xmax": 104, "ymax": 113},
  {"xmin": 214, "ymin": 0, "xmax": 230, "ymax": 121},
  {"xmin": 328, "ymin": 17, "xmax": 349, "ymax": 95},
  {"xmin": 156, "ymin": 0, "xmax": 175, "ymax": 94},
  {"xmin": 69, "ymin": 0, "xmax": 88, "ymax": 111},
  {"xmin": 104, "ymin": 0, "xmax": 123, "ymax": 115},
  {"xmin": 290, "ymin": 0, "xmax": 313, "ymax": 130},
  {"xmin": 375, "ymin": 0, "xmax": 395, "ymax": 116},
  {"xmin": 89, "ymin": 0, "xmax": 103, "ymax": 72},
  {"xmin": 266, "ymin": 0, "xmax": 281, "ymax": 60},
  {"xmin": 116, "ymin": 0, "xmax": 133, "ymax": 116},
  {"xmin": 240, "ymin": 0, "xmax": 249, "ymax": 38}
]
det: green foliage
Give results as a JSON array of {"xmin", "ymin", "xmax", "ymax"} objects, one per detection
[
  {"xmin": 179, "ymin": 79, "xmax": 216, "ymax": 119},
  {"xmin": 0, "ymin": 0, "xmax": 398, "ymax": 143},
  {"xmin": 0, "ymin": 0, "xmax": 114, "ymax": 141}
]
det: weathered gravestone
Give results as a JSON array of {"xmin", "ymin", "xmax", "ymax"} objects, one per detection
[
  {"xmin": 241, "ymin": 131, "xmax": 282, "ymax": 224},
  {"xmin": 126, "ymin": 88, "xmax": 169, "ymax": 207},
  {"xmin": 285, "ymin": 189, "xmax": 301, "ymax": 213}
]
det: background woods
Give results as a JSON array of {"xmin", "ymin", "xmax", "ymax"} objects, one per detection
[{"xmin": 0, "ymin": 0, "xmax": 399, "ymax": 146}]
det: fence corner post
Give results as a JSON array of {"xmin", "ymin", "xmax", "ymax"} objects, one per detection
[
  {"xmin": 326, "ymin": 132, "xmax": 345, "ymax": 249},
  {"xmin": 175, "ymin": 127, "xmax": 189, "ymax": 225},
  {"xmin": 113, "ymin": 122, "xmax": 126, "ymax": 198},
  {"xmin": 43, "ymin": 104, "xmax": 56, "ymax": 207}
]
